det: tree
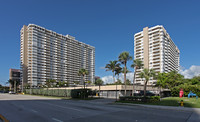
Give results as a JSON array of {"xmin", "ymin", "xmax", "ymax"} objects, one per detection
[
  {"xmin": 155, "ymin": 72, "xmax": 168, "ymax": 96},
  {"xmin": 45, "ymin": 79, "xmax": 56, "ymax": 87},
  {"xmin": 94, "ymin": 79, "xmax": 104, "ymax": 97},
  {"xmin": 73, "ymin": 81, "xmax": 80, "ymax": 86},
  {"xmin": 115, "ymin": 66, "xmax": 122, "ymax": 81},
  {"xmin": 87, "ymin": 81, "xmax": 92, "ymax": 85},
  {"xmin": 139, "ymin": 68, "xmax": 156, "ymax": 98},
  {"xmin": 73, "ymin": 81, "xmax": 80, "ymax": 89},
  {"xmin": 115, "ymin": 79, "xmax": 122, "ymax": 85},
  {"xmin": 118, "ymin": 51, "xmax": 133, "ymax": 96},
  {"xmin": 131, "ymin": 59, "xmax": 143, "ymax": 95},
  {"xmin": 78, "ymin": 68, "xmax": 89, "ymax": 99},
  {"xmin": 8, "ymin": 79, "xmax": 20, "ymax": 92},
  {"xmin": 191, "ymin": 76, "xmax": 200, "ymax": 85},
  {"xmin": 165, "ymin": 71, "xmax": 184, "ymax": 89},
  {"xmin": 105, "ymin": 60, "xmax": 120, "ymax": 83},
  {"xmin": 126, "ymin": 79, "xmax": 131, "ymax": 85},
  {"xmin": 122, "ymin": 67, "xmax": 130, "ymax": 74}
]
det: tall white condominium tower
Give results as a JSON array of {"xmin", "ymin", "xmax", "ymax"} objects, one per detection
[
  {"xmin": 134, "ymin": 25, "xmax": 180, "ymax": 85},
  {"xmin": 20, "ymin": 24, "xmax": 95, "ymax": 86}
]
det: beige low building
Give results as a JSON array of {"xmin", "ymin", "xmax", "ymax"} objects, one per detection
[{"xmin": 48, "ymin": 85, "xmax": 162, "ymax": 98}]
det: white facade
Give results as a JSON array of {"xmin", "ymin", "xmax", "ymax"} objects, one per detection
[
  {"xmin": 20, "ymin": 24, "xmax": 95, "ymax": 86},
  {"xmin": 134, "ymin": 25, "xmax": 180, "ymax": 85}
]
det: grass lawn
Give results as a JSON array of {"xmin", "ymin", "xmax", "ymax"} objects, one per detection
[{"xmin": 117, "ymin": 97, "xmax": 200, "ymax": 108}]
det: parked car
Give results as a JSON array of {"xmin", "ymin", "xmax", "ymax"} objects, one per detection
[
  {"xmin": 138, "ymin": 91, "xmax": 157, "ymax": 96},
  {"xmin": 9, "ymin": 91, "xmax": 16, "ymax": 94}
]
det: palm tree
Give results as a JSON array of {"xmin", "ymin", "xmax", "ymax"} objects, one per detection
[
  {"xmin": 122, "ymin": 67, "xmax": 130, "ymax": 74},
  {"xmin": 115, "ymin": 66, "xmax": 122, "ymax": 81},
  {"xmin": 118, "ymin": 51, "xmax": 133, "ymax": 96},
  {"xmin": 8, "ymin": 79, "xmax": 20, "ymax": 93},
  {"xmin": 139, "ymin": 68, "xmax": 156, "ymax": 98},
  {"xmin": 78, "ymin": 68, "xmax": 89, "ymax": 99},
  {"xmin": 94, "ymin": 79, "xmax": 104, "ymax": 97},
  {"xmin": 105, "ymin": 60, "xmax": 120, "ymax": 83},
  {"xmin": 131, "ymin": 59, "xmax": 143, "ymax": 95},
  {"xmin": 78, "ymin": 68, "xmax": 89, "ymax": 89}
]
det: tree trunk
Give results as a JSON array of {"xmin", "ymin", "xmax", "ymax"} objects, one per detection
[
  {"xmin": 132, "ymin": 67, "xmax": 137, "ymax": 96},
  {"xmin": 144, "ymin": 81, "xmax": 148, "ymax": 99},
  {"xmin": 113, "ymin": 72, "xmax": 115, "ymax": 83},
  {"xmin": 14, "ymin": 80, "xmax": 16, "ymax": 93},
  {"xmin": 159, "ymin": 86, "xmax": 161, "ymax": 97},
  {"xmin": 124, "ymin": 62, "xmax": 127, "ymax": 96}
]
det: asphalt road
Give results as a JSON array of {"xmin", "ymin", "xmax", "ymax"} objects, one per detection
[{"xmin": 0, "ymin": 94, "xmax": 199, "ymax": 122}]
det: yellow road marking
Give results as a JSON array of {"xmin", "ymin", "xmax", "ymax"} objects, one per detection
[{"xmin": 0, "ymin": 114, "xmax": 9, "ymax": 122}]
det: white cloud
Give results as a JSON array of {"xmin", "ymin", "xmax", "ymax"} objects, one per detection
[
  {"xmin": 101, "ymin": 72, "xmax": 134, "ymax": 84},
  {"xmin": 179, "ymin": 65, "xmax": 200, "ymax": 78},
  {"xmin": 99, "ymin": 67, "xmax": 106, "ymax": 69}
]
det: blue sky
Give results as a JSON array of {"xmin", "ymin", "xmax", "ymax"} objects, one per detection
[{"xmin": 0, "ymin": 0, "xmax": 200, "ymax": 85}]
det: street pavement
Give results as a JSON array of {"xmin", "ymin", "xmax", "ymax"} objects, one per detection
[{"xmin": 0, "ymin": 93, "xmax": 199, "ymax": 122}]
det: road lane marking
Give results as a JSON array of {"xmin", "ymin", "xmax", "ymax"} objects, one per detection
[
  {"xmin": 31, "ymin": 109, "xmax": 38, "ymax": 113},
  {"xmin": 38, "ymin": 102, "xmax": 82, "ymax": 112},
  {"xmin": 52, "ymin": 118, "xmax": 63, "ymax": 122}
]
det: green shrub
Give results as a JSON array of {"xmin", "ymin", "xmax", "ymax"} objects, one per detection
[
  {"xmin": 119, "ymin": 96, "xmax": 160, "ymax": 102},
  {"xmin": 71, "ymin": 89, "xmax": 92, "ymax": 98},
  {"xmin": 150, "ymin": 96, "xmax": 160, "ymax": 102},
  {"xmin": 171, "ymin": 85, "xmax": 200, "ymax": 97},
  {"xmin": 25, "ymin": 88, "xmax": 72, "ymax": 97},
  {"xmin": 25, "ymin": 88, "xmax": 94, "ymax": 99}
]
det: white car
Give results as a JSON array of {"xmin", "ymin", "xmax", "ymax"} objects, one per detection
[{"xmin": 9, "ymin": 91, "xmax": 16, "ymax": 94}]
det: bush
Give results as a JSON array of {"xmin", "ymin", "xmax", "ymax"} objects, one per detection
[
  {"xmin": 71, "ymin": 89, "xmax": 92, "ymax": 98},
  {"xmin": 119, "ymin": 96, "xmax": 160, "ymax": 102},
  {"xmin": 171, "ymin": 85, "xmax": 200, "ymax": 97},
  {"xmin": 25, "ymin": 88, "xmax": 93, "ymax": 99},
  {"xmin": 150, "ymin": 96, "xmax": 160, "ymax": 102},
  {"xmin": 25, "ymin": 88, "xmax": 72, "ymax": 97}
]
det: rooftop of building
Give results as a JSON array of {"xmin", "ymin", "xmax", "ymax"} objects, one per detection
[{"xmin": 23, "ymin": 24, "xmax": 95, "ymax": 49}]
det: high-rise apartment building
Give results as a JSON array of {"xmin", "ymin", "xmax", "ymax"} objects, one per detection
[
  {"xmin": 20, "ymin": 24, "xmax": 95, "ymax": 86},
  {"xmin": 134, "ymin": 25, "xmax": 180, "ymax": 84}
]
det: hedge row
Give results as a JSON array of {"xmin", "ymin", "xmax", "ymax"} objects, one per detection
[
  {"xmin": 25, "ymin": 88, "xmax": 94, "ymax": 98},
  {"xmin": 171, "ymin": 85, "xmax": 200, "ymax": 97},
  {"xmin": 119, "ymin": 96, "xmax": 160, "ymax": 102}
]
